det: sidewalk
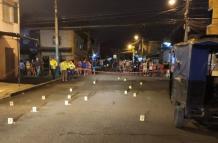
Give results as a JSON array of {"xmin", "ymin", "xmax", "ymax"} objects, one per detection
[
  {"xmin": 0, "ymin": 76, "xmax": 60, "ymax": 100},
  {"xmin": 0, "ymin": 82, "xmax": 33, "ymax": 99}
]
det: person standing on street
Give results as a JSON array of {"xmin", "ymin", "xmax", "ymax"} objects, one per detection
[
  {"xmin": 82, "ymin": 59, "xmax": 87, "ymax": 76},
  {"xmin": 142, "ymin": 61, "xmax": 147, "ymax": 76},
  {"xmin": 60, "ymin": 59, "xmax": 68, "ymax": 82},
  {"xmin": 26, "ymin": 60, "xmax": 31, "ymax": 77},
  {"xmin": 68, "ymin": 60, "xmax": 76, "ymax": 80},
  {"xmin": 49, "ymin": 57, "xmax": 58, "ymax": 79},
  {"xmin": 35, "ymin": 57, "xmax": 41, "ymax": 77},
  {"xmin": 19, "ymin": 60, "xmax": 25, "ymax": 77}
]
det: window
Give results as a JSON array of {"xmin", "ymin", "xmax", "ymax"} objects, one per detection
[{"xmin": 2, "ymin": 0, "xmax": 18, "ymax": 23}]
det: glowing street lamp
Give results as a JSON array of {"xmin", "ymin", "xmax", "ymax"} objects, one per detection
[
  {"xmin": 128, "ymin": 44, "xmax": 133, "ymax": 50},
  {"xmin": 168, "ymin": 0, "xmax": 177, "ymax": 6},
  {"xmin": 134, "ymin": 35, "xmax": 139, "ymax": 41}
]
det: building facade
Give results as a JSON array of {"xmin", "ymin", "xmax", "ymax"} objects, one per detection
[
  {"xmin": 39, "ymin": 30, "xmax": 88, "ymax": 61},
  {"xmin": 207, "ymin": 0, "xmax": 218, "ymax": 35},
  {"xmin": 0, "ymin": 0, "xmax": 20, "ymax": 80}
]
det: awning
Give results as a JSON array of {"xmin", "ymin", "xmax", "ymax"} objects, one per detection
[
  {"xmin": 0, "ymin": 31, "xmax": 20, "ymax": 37},
  {"xmin": 0, "ymin": 31, "xmax": 38, "ymax": 41}
]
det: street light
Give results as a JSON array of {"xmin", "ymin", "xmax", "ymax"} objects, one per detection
[
  {"xmin": 134, "ymin": 35, "xmax": 139, "ymax": 41},
  {"xmin": 128, "ymin": 44, "xmax": 133, "ymax": 50},
  {"xmin": 168, "ymin": 0, "xmax": 177, "ymax": 6}
]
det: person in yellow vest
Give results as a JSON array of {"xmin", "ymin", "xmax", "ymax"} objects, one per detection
[
  {"xmin": 49, "ymin": 57, "xmax": 58, "ymax": 79},
  {"xmin": 60, "ymin": 59, "xmax": 68, "ymax": 82},
  {"xmin": 68, "ymin": 60, "xmax": 76, "ymax": 80}
]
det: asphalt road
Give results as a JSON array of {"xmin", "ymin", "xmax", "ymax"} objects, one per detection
[{"xmin": 0, "ymin": 74, "xmax": 218, "ymax": 143}]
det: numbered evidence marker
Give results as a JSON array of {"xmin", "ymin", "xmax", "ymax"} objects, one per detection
[
  {"xmin": 9, "ymin": 101, "xmax": 14, "ymax": 107},
  {"xmin": 140, "ymin": 114, "xmax": 145, "ymax": 122},
  {"xmin": 31, "ymin": 107, "xmax": 38, "ymax": 113},
  {"xmin": 129, "ymin": 85, "xmax": 132, "ymax": 90},
  {"xmin": 67, "ymin": 94, "xmax": 72, "ymax": 99},
  {"xmin": 93, "ymin": 81, "xmax": 96, "ymax": 85},
  {"xmin": 41, "ymin": 96, "xmax": 46, "ymax": 100},
  {"xmin": 8, "ymin": 118, "xmax": 14, "ymax": 125},
  {"xmin": 124, "ymin": 90, "xmax": 128, "ymax": 95},
  {"xmin": 133, "ymin": 93, "xmax": 137, "ymax": 97},
  {"xmin": 69, "ymin": 88, "xmax": 73, "ymax": 93},
  {"xmin": 84, "ymin": 96, "xmax": 88, "ymax": 101},
  {"xmin": 64, "ymin": 100, "xmax": 71, "ymax": 106}
]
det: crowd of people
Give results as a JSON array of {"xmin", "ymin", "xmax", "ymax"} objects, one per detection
[
  {"xmin": 19, "ymin": 58, "xmax": 41, "ymax": 77},
  {"xmin": 49, "ymin": 57, "xmax": 93, "ymax": 82},
  {"xmin": 19, "ymin": 57, "xmax": 93, "ymax": 82},
  {"xmin": 19, "ymin": 56, "xmax": 168, "ymax": 81},
  {"xmin": 118, "ymin": 60, "xmax": 168, "ymax": 77}
]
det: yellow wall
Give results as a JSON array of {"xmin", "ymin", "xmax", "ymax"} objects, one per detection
[
  {"xmin": 0, "ymin": 36, "xmax": 19, "ymax": 80},
  {"xmin": 207, "ymin": 0, "xmax": 218, "ymax": 35},
  {"xmin": 0, "ymin": 0, "xmax": 20, "ymax": 33}
]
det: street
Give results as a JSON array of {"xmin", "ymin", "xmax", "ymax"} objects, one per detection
[{"xmin": 0, "ymin": 74, "xmax": 217, "ymax": 143}]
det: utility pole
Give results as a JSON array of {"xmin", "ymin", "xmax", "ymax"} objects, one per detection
[
  {"xmin": 184, "ymin": 0, "xmax": 191, "ymax": 42},
  {"xmin": 54, "ymin": 0, "xmax": 59, "ymax": 63}
]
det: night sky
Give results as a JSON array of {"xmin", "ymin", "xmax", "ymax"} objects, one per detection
[{"xmin": 20, "ymin": 0, "xmax": 209, "ymax": 57}]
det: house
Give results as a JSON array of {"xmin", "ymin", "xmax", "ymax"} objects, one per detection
[
  {"xmin": 0, "ymin": 0, "xmax": 20, "ymax": 80},
  {"xmin": 207, "ymin": 0, "xmax": 218, "ymax": 35}
]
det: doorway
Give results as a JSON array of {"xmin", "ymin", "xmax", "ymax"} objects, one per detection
[{"xmin": 5, "ymin": 47, "xmax": 15, "ymax": 79}]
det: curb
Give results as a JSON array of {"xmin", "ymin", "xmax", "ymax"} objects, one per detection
[{"xmin": 9, "ymin": 78, "xmax": 60, "ymax": 97}]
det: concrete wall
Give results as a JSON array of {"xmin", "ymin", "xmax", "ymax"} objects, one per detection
[
  {"xmin": 40, "ymin": 30, "xmax": 75, "ymax": 49},
  {"xmin": 207, "ymin": 0, "xmax": 218, "ymax": 35}
]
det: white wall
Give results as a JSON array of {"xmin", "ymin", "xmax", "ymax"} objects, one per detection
[{"xmin": 40, "ymin": 30, "xmax": 75, "ymax": 48}]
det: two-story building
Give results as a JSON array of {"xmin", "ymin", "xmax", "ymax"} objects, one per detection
[
  {"xmin": 207, "ymin": 0, "xmax": 218, "ymax": 35},
  {"xmin": 0, "ymin": 0, "xmax": 20, "ymax": 80},
  {"xmin": 39, "ymin": 30, "xmax": 90, "ymax": 61}
]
